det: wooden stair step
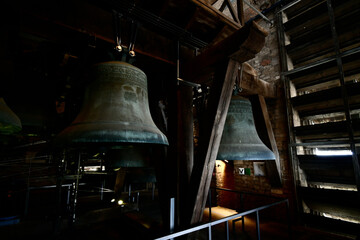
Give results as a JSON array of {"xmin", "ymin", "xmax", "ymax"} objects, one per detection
[
  {"xmin": 291, "ymin": 83, "xmax": 360, "ymax": 118},
  {"xmin": 298, "ymin": 155, "xmax": 356, "ymax": 185},
  {"xmin": 294, "ymin": 119, "xmax": 360, "ymax": 140}
]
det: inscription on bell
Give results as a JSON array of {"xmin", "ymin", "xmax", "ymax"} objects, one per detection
[{"xmin": 94, "ymin": 64, "xmax": 147, "ymax": 90}]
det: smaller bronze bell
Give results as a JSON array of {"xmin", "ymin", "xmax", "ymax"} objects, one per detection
[{"xmin": 217, "ymin": 97, "xmax": 275, "ymax": 160}]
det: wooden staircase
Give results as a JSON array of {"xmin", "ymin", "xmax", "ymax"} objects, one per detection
[{"xmin": 277, "ymin": 0, "xmax": 360, "ymax": 237}]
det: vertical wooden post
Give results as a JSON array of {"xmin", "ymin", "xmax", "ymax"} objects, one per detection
[
  {"xmin": 177, "ymin": 84, "xmax": 194, "ymax": 226},
  {"xmin": 188, "ymin": 59, "xmax": 239, "ymax": 224}
]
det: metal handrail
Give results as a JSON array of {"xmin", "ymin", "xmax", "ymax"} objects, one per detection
[{"xmin": 154, "ymin": 189, "xmax": 291, "ymax": 240}]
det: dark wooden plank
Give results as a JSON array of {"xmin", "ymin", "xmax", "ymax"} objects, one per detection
[
  {"xmin": 237, "ymin": 0, "xmax": 245, "ymax": 26},
  {"xmin": 177, "ymin": 84, "xmax": 195, "ymax": 226}
]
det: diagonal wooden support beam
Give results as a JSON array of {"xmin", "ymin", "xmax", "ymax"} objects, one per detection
[
  {"xmin": 188, "ymin": 59, "xmax": 239, "ymax": 224},
  {"xmin": 183, "ymin": 20, "xmax": 268, "ymax": 226}
]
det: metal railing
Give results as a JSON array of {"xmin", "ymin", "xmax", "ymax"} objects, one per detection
[{"xmin": 155, "ymin": 188, "xmax": 291, "ymax": 240}]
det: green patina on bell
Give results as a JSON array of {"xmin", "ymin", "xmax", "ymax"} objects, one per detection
[
  {"xmin": 217, "ymin": 97, "xmax": 275, "ymax": 161},
  {"xmin": 56, "ymin": 61, "xmax": 168, "ymax": 146}
]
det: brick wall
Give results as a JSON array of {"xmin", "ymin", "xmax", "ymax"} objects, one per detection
[{"xmin": 213, "ymin": 10, "xmax": 296, "ymax": 220}]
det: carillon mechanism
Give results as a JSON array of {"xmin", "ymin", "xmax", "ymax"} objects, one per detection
[
  {"xmin": 56, "ymin": 61, "xmax": 168, "ymax": 146},
  {"xmin": 217, "ymin": 96, "xmax": 275, "ymax": 161}
]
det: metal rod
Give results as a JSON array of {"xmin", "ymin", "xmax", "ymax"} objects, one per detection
[
  {"xmin": 208, "ymin": 188, "xmax": 212, "ymax": 222},
  {"xmin": 170, "ymin": 197, "xmax": 175, "ymax": 240},
  {"xmin": 225, "ymin": 221, "xmax": 229, "ymax": 240},
  {"xmin": 256, "ymin": 211, "xmax": 260, "ymax": 240},
  {"xmin": 137, "ymin": 192, "xmax": 140, "ymax": 211},
  {"xmin": 154, "ymin": 199, "xmax": 288, "ymax": 240},
  {"xmin": 242, "ymin": 216, "xmax": 245, "ymax": 232},
  {"xmin": 128, "ymin": 184, "xmax": 131, "ymax": 202},
  {"xmin": 177, "ymin": 78, "xmax": 201, "ymax": 88},
  {"xmin": 278, "ymin": 0, "xmax": 301, "ymax": 12},
  {"xmin": 208, "ymin": 225, "xmax": 212, "ymax": 240},
  {"xmin": 67, "ymin": 186, "xmax": 71, "ymax": 207},
  {"xmin": 71, "ymin": 152, "xmax": 82, "ymax": 224},
  {"xmin": 243, "ymin": 0, "xmax": 272, "ymax": 24}
]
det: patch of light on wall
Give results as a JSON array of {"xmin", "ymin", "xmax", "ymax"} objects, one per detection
[
  {"xmin": 315, "ymin": 148, "xmax": 352, "ymax": 156},
  {"xmin": 84, "ymin": 166, "xmax": 105, "ymax": 172},
  {"xmin": 322, "ymin": 213, "xmax": 360, "ymax": 224}
]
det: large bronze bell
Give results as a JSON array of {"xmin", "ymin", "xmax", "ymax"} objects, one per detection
[
  {"xmin": 217, "ymin": 97, "xmax": 275, "ymax": 160},
  {"xmin": 56, "ymin": 61, "xmax": 168, "ymax": 146}
]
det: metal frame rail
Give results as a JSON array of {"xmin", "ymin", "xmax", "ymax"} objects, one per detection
[{"xmin": 154, "ymin": 195, "xmax": 290, "ymax": 240}]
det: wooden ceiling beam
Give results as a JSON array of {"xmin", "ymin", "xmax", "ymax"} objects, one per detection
[
  {"xmin": 237, "ymin": 63, "xmax": 278, "ymax": 98},
  {"xmin": 191, "ymin": 0, "xmax": 242, "ymax": 30},
  {"xmin": 183, "ymin": 21, "xmax": 268, "ymax": 84}
]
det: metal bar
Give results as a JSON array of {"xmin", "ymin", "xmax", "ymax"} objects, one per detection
[
  {"xmin": 67, "ymin": 186, "xmax": 71, "ymax": 207},
  {"xmin": 128, "ymin": 184, "xmax": 131, "ymax": 202},
  {"xmin": 155, "ymin": 199, "xmax": 288, "ymax": 240},
  {"xmin": 177, "ymin": 40, "xmax": 180, "ymax": 81},
  {"xmin": 225, "ymin": 221, "xmax": 230, "ymax": 240},
  {"xmin": 136, "ymin": 192, "xmax": 140, "ymax": 211},
  {"xmin": 170, "ymin": 198, "xmax": 175, "ymax": 235},
  {"xmin": 243, "ymin": 0, "xmax": 272, "ymax": 24},
  {"xmin": 208, "ymin": 188, "xmax": 212, "ymax": 222},
  {"xmin": 242, "ymin": 216, "xmax": 245, "ymax": 232},
  {"xmin": 177, "ymin": 78, "xmax": 201, "ymax": 88},
  {"xmin": 71, "ymin": 152, "xmax": 82, "ymax": 224},
  {"xmin": 208, "ymin": 225, "xmax": 212, "ymax": 240},
  {"xmin": 256, "ymin": 211, "xmax": 260, "ymax": 240},
  {"xmin": 278, "ymin": 0, "xmax": 301, "ymax": 12},
  {"xmin": 327, "ymin": 0, "xmax": 360, "ymax": 192}
]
